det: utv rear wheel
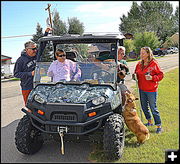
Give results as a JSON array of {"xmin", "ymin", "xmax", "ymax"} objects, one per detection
[
  {"xmin": 103, "ymin": 113, "xmax": 125, "ymax": 160},
  {"xmin": 15, "ymin": 115, "xmax": 44, "ymax": 154}
]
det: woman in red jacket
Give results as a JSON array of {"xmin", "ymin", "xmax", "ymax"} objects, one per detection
[{"xmin": 133, "ymin": 47, "xmax": 164, "ymax": 134}]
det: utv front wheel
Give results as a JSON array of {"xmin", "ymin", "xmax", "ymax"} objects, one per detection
[
  {"xmin": 103, "ymin": 113, "xmax": 125, "ymax": 160},
  {"xmin": 15, "ymin": 115, "xmax": 44, "ymax": 154}
]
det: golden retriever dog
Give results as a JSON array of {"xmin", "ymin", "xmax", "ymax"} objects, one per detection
[{"xmin": 123, "ymin": 92, "xmax": 150, "ymax": 144}]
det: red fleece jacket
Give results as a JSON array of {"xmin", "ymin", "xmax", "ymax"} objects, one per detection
[{"xmin": 134, "ymin": 59, "xmax": 164, "ymax": 92}]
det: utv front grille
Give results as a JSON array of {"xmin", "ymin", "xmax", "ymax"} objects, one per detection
[{"xmin": 51, "ymin": 113, "xmax": 77, "ymax": 122}]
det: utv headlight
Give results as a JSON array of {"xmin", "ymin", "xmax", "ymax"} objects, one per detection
[
  {"xmin": 92, "ymin": 96, "xmax": 105, "ymax": 106},
  {"xmin": 34, "ymin": 94, "xmax": 45, "ymax": 104}
]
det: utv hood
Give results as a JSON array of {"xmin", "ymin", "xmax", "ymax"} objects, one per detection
[{"xmin": 28, "ymin": 83, "xmax": 116, "ymax": 104}]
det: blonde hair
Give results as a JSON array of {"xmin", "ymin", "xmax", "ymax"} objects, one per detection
[{"xmin": 140, "ymin": 47, "xmax": 155, "ymax": 67}]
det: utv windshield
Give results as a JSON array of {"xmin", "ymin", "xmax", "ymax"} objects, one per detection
[{"xmin": 34, "ymin": 42, "xmax": 118, "ymax": 86}]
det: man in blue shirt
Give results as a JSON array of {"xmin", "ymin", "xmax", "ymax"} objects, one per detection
[{"xmin": 14, "ymin": 27, "xmax": 52, "ymax": 105}]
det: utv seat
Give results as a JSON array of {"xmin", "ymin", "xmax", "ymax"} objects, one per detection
[
  {"xmin": 99, "ymin": 50, "xmax": 110, "ymax": 57},
  {"xmin": 96, "ymin": 50, "xmax": 115, "ymax": 61},
  {"xmin": 66, "ymin": 51, "xmax": 77, "ymax": 62}
]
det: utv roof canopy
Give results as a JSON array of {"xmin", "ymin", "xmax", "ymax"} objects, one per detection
[{"xmin": 38, "ymin": 33, "xmax": 125, "ymax": 44}]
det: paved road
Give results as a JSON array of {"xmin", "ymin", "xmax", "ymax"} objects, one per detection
[
  {"xmin": 1, "ymin": 53, "xmax": 179, "ymax": 163},
  {"xmin": 1, "ymin": 121, "xmax": 92, "ymax": 162}
]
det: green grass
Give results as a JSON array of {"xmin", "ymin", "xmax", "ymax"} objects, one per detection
[
  {"xmin": 88, "ymin": 68, "xmax": 179, "ymax": 163},
  {"xmin": 10, "ymin": 78, "xmax": 20, "ymax": 81}
]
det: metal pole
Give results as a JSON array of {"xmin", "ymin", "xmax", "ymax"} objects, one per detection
[{"xmin": 45, "ymin": 4, "xmax": 53, "ymax": 35}]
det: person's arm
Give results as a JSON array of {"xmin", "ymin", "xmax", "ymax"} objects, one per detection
[
  {"xmin": 151, "ymin": 64, "xmax": 164, "ymax": 82},
  {"xmin": 44, "ymin": 27, "xmax": 52, "ymax": 36},
  {"xmin": 13, "ymin": 59, "xmax": 33, "ymax": 79},
  {"xmin": 39, "ymin": 27, "xmax": 53, "ymax": 55}
]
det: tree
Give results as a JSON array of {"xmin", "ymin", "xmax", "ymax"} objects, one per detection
[
  {"xmin": 67, "ymin": 17, "xmax": 84, "ymax": 35},
  {"xmin": 52, "ymin": 10, "xmax": 67, "ymax": 35},
  {"xmin": 31, "ymin": 23, "xmax": 44, "ymax": 44},
  {"xmin": 120, "ymin": 2, "xmax": 142, "ymax": 34},
  {"xmin": 172, "ymin": 6, "xmax": 179, "ymax": 33},
  {"xmin": 119, "ymin": 1, "xmax": 176, "ymax": 42},
  {"xmin": 164, "ymin": 37, "xmax": 175, "ymax": 48},
  {"xmin": 124, "ymin": 39, "xmax": 135, "ymax": 55},
  {"xmin": 52, "ymin": 10, "xmax": 86, "ymax": 56},
  {"xmin": 133, "ymin": 32, "xmax": 161, "ymax": 55},
  {"xmin": 33, "ymin": 9, "xmax": 86, "ymax": 61},
  {"xmin": 52, "ymin": 10, "xmax": 85, "ymax": 36}
]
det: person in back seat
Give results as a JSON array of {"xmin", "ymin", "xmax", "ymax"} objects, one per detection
[
  {"xmin": 94, "ymin": 47, "xmax": 129, "ymax": 81},
  {"xmin": 94, "ymin": 46, "xmax": 130, "ymax": 106},
  {"xmin": 47, "ymin": 49, "xmax": 81, "ymax": 82}
]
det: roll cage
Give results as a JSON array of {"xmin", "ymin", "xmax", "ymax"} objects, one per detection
[{"xmin": 37, "ymin": 34, "xmax": 125, "ymax": 62}]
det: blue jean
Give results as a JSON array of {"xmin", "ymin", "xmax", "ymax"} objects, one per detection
[{"xmin": 139, "ymin": 89, "xmax": 161, "ymax": 126}]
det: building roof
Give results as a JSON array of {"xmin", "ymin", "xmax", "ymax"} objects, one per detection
[
  {"xmin": 163, "ymin": 32, "xmax": 179, "ymax": 48},
  {"xmin": 1, "ymin": 55, "xmax": 12, "ymax": 61}
]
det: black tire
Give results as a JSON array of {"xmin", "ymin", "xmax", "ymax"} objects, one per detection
[
  {"xmin": 15, "ymin": 115, "xmax": 44, "ymax": 155},
  {"xmin": 103, "ymin": 113, "xmax": 125, "ymax": 160}
]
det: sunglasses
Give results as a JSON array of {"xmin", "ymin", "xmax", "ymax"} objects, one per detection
[
  {"xmin": 28, "ymin": 47, "xmax": 37, "ymax": 51},
  {"xmin": 56, "ymin": 54, "xmax": 66, "ymax": 57}
]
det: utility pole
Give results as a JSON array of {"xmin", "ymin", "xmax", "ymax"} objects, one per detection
[{"xmin": 45, "ymin": 3, "xmax": 53, "ymax": 35}]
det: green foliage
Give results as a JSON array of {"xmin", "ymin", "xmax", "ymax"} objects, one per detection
[
  {"xmin": 73, "ymin": 44, "xmax": 89, "ymax": 59},
  {"xmin": 52, "ymin": 10, "xmax": 84, "ymax": 36},
  {"xmin": 41, "ymin": 41, "xmax": 54, "ymax": 62},
  {"xmin": 133, "ymin": 32, "xmax": 161, "ymax": 54},
  {"xmin": 52, "ymin": 10, "xmax": 67, "ymax": 35},
  {"xmin": 172, "ymin": 6, "xmax": 179, "ymax": 34},
  {"xmin": 31, "ymin": 23, "xmax": 44, "ymax": 44},
  {"xmin": 68, "ymin": 17, "xmax": 84, "ymax": 35},
  {"xmin": 124, "ymin": 39, "xmax": 135, "ymax": 55},
  {"xmin": 119, "ymin": 1, "xmax": 177, "ymax": 42}
]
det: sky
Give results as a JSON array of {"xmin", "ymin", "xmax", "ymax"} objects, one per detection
[{"xmin": 1, "ymin": 1, "xmax": 179, "ymax": 63}]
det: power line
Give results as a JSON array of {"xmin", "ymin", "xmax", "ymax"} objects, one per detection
[{"xmin": 2, "ymin": 34, "xmax": 33, "ymax": 39}]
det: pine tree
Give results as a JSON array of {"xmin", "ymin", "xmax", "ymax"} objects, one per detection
[
  {"xmin": 52, "ymin": 10, "xmax": 67, "ymax": 35},
  {"xmin": 68, "ymin": 17, "xmax": 84, "ymax": 35},
  {"xmin": 119, "ymin": 1, "xmax": 176, "ymax": 42},
  {"xmin": 31, "ymin": 23, "xmax": 44, "ymax": 44}
]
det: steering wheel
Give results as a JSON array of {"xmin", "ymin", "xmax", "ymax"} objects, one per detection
[{"xmin": 91, "ymin": 69, "xmax": 113, "ymax": 82}]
